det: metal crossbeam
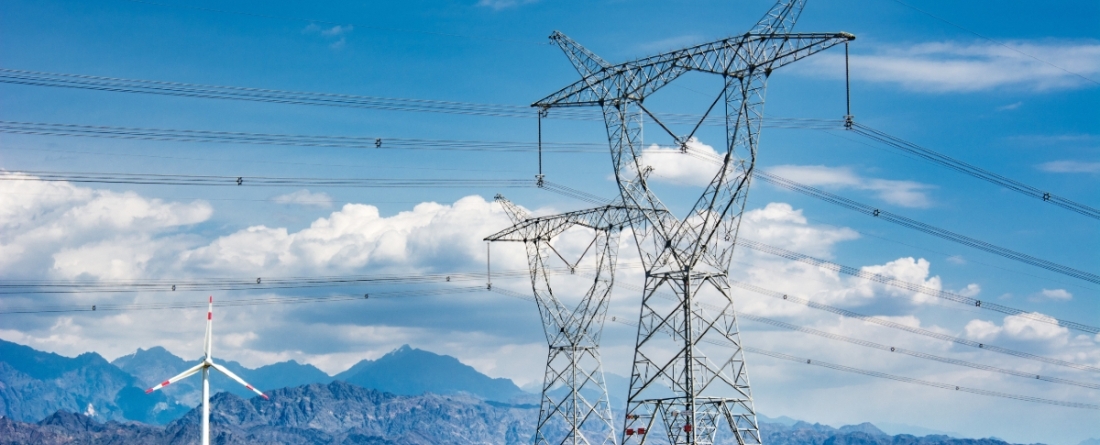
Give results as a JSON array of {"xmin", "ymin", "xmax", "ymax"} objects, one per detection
[
  {"xmin": 533, "ymin": 1, "xmax": 853, "ymax": 444},
  {"xmin": 538, "ymin": 33, "xmax": 852, "ymax": 109},
  {"xmin": 486, "ymin": 196, "xmax": 659, "ymax": 445}
]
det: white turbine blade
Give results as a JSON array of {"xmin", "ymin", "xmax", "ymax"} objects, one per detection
[
  {"xmin": 204, "ymin": 295, "xmax": 213, "ymax": 359},
  {"xmin": 210, "ymin": 362, "xmax": 268, "ymax": 400},
  {"xmin": 145, "ymin": 362, "xmax": 204, "ymax": 394}
]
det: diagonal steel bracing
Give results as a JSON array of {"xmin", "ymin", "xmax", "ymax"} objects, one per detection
[
  {"xmin": 486, "ymin": 196, "xmax": 663, "ymax": 445},
  {"xmin": 533, "ymin": 1, "xmax": 853, "ymax": 444}
]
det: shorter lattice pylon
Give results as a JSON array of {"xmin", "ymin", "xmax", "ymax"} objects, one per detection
[{"xmin": 486, "ymin": 195, "xmax": 655, "ymax": 445}]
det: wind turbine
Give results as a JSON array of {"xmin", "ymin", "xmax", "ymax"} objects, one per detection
[{"xmin": 146, "ymin": 296, "xmax": 268, "ymax": 445}]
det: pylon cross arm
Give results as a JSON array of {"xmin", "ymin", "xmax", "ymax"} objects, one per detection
[
  {"xmin": 533, "ymin": 32, "xmax": 853, "ymax": 109},
  {"xmin": 484, "ymin": 201, "xmax": 662, "ymax": 243}
]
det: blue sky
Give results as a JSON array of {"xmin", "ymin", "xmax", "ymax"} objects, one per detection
[{"xmin": 0, "ymin": 0, "xmax": 1097, "ymax": 443}]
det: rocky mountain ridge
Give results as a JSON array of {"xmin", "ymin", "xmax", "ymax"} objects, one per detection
[{"xmin": 0, "ymin": 383, "xmax": 1045, "ymax": 445}]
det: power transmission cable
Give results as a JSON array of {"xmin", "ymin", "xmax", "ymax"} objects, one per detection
[
  {"xmin": 888, "ymin": 0, "xmax": 1099, "ymax": 87},
  {"xmin": 585, "ymin": 293, "xmax": 1099, "ymax": 411},
  {"xmin": 7, "ymin": 270, "xmax": 1096, "ymax": 408},
  {"xmin": 537, "ymin": 182, "xmax": 1100, "ymax": 335},
  {"xmin": 116, "ymin": 0, "xmax": 552, "ymax": 46},
  {"xmin": 0, "ymin": 286, "xmax": 486, "ymax": 314},
  {"xmin": 9, "ymin": 122, "xmax": 1090, "ymax": 289},
  {"xmin": 778, "ymin": 204, "xmax": 1099, "ymax": 294},
  {"xmin": 0, "ymin": 170, "xmax": 533, "ymax": 189},
  {"xmin": 0, "ymin": 270, "xmax": 518, "ymax": 295},
  {"xmin": 5, "ymin": 67, "xmax": 1094, "ymax": 219},
  {"xmin": 594, "ymin": 272, "xmax": 1100, "ymax": 388},
  {"xmin": 0, "ymin": 191, "xmax": 419, "ymax": 206},
  {"xmin": 29, "ymin": 124, "xmax": 1089, "ymax": 295},
  {"xmin": 0, "ymin": 121, "xmax": 604, "ymax": 153},
  {"xmin": 752, "ymin": 170, "xmax": 1100, "ymax": 285},
  {"xmin": 0, "ymin": 170, "xmax": 611, "ymax": 232},
  {"xmin": 737, "ymin": 238, "xmax": 1099, "ymax": 335},
  {"xmin": 741, "ymin": 346, "xmax": 1098, "ymax": 411},
  {"xmin": 0, "ymin": 263, "xmax": 639, "ymax": 295},
  {"xmin": 847, "ymin": 123, "xmax": 1100, "ymax": 220},
  {"xmin": 10, "ymin": 271, "xmax": 1097, "ymax": 395},
  {"xmin": 4, "ymin": 67, "xmax": 1094, "ymax": 218},
  {"xmin": 728, "ymin": 279, "xmax": 1100, "ymax": 374},
  {"xmin": 0, "ymin": 143, "xmax": 524, "ymax": 175},
  {"xmin": 675, "ymin": 147, "xmax": 1099, "ymax": 286},
  {"xmin": 0, "ymin": 68, "xmax": 833, "ymax": 127},
  {"xmin": 737, "ymin": 312, "xmax": 1100, "ymax": 390}
]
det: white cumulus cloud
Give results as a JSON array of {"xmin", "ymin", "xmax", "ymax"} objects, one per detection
[
  {"xmin": 1037, "ymin": 160, "xmax": 1100, "ymax": 174},
  {"xmin": 767, "ymin": 165, "xmax": 934, "ymax": 208},
  {"xmin": 801, "ymin": 40, "xmax": 1100, "ymax": 92},
  {"xmin": 964, "ymin": 312, "xmax": 1071, "ymax": 343},
  {"xmin": 179, "ymin": 195, "xmax": 515, "ymax": 276},
  {"xmin": 1038, "ymin": 288, "xmax": 1072, "ymax": 301},
  {"xmin": 0, "ymin": 172, "xmax": 211, "ymax": 279},
  {"xmin": 273, "ymin": 189, "xmax": 334, "ymax": 208},
  {"xmin": 634, "ymin": 138, "xmax": 722, "ymax": 187}
]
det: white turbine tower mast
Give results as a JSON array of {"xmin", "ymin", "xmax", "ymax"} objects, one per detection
[{"xmin": 145, "ymin": 296, "xmax": 268, "ymax": 445}]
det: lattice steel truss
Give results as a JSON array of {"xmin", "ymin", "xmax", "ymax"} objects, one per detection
[
  {"xmin": 533, "ymin": 1, "xmax": 853, "ymax": 444},
  {"xmin": 485, "ymin": 196, "xmax": 661, "ymax": 445}
]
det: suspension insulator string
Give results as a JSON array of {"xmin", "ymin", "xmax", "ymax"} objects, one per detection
[
  {"xmin": 844, "ymin": 41, "xmax": 853, "ymax": 129},
  {"xmin": 537, "ymin": 107, "xmax": 546, "ymax": 187}
]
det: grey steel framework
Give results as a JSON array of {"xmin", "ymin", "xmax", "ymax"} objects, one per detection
[
  {"xmin": 533, "ymin": 1, "xmax": 853, "ymax": 444},
  {"xmin": 485, "ymin": 196, "xmax": 659, "ymax": 445}
]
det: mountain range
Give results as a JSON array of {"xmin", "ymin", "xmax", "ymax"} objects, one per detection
[
  {"xmin": 0, "ymin": 386, "xmax": 1046, "ymax": 445},
  {"xmin": 1, "ymin": 338, "xmax": 527, "ymax": 425},
  {"xmin": 0, "ymin": 337, "xmax": 1082, "ymax": 445}
]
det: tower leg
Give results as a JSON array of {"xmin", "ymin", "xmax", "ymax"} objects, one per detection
[{"xmin": 622, "ymin": 273, "xmax": 760, "ymax": 445}]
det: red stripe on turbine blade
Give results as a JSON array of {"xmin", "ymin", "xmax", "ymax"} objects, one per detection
[
  {"xmin": 209, "ymin": 296, "xmax": 213, "ymax": 303},
  {"xmin": 145, "ymin": 388, "xmax": 154, "ymax": 394},
  {"xmin": 246, "ymin": 385, "xmax": 253, "ymax": 390},
  {"xmin": 261, "ymin": 394, "xmax": 269, "ymax": 400},
  {"xmin": 208, "ymin": 312, "xmax": 212, "ymax": 320}
]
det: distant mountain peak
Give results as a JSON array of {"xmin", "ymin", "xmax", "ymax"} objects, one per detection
[
  {"xmin": 334, "ymin": 345, "xmax": 526, "ymax": 403},
  {"xmin": 838, "ymin": 422, "xmax": 888, "ymax": 436}
]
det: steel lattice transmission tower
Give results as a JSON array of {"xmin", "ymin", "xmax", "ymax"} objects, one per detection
[
  {"xmin": 485, "ymin": 195, "xmax": 659, "ymax": 445},
  {"xmin": 533, "ymin": 1, "xmax": 854, "ymax": 443}
]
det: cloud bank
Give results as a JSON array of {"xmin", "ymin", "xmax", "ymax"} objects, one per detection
[{"xmin": 802, "ymin": 40, "xmax": 1100, "ymax": 92}]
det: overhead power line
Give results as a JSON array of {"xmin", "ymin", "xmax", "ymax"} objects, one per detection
[
  {"xmin": 0, "ymin": 270, "xmax": 512, "ymax": 295},
  {"xmin": 550, "ymin": 182, "xmax": 1099, "ymax": 336},
  {"xmin": 0, "ymin": 263, "xmax": 641, "ymax": 295},
  {"xmin": 0, "ymin": 121, "xmax": 603, "ymax": 153},
  {"xmin": 729, "ymin": 279, "xmax": 1100, "ymax": 374},
  {"xmin": 0, "ymin": 68, "xmax": 542, "ymax": 118},
  {"xmin": 594, "ymin": 271, "xmax": 1100, "ymax": 387},
  {"xmin": 597, "ymin": 303, "xmax": 1098, "ymax": 411},
  {"xmin": 849, "ymin": 123, "xmax": 1100, "ymax": 220},
  {"xmin": 738, "ymin": 312, "xmax": 1100, "ymax": 390},
  {"xmin": 753, "ymin": 170, "xmax": 1100, "ymax": 285},
  {"xmin": 738, "ymin": 238, "xmax": 1099, "ymax": 335},
  {"xmin": 0, "ymin": 286, "xmax": 485, "ymax": 314},
  {"xmin": 678, "ymin": 147, "xmax": 1098, "ymax": 286},
  {"xmin": 0, "ymin": 170, "xmax": 532, "ymax": 189},
  {"xmin": 0, "ymin": 68, "xmax": 835, "ymax": 128},
  {"xmin": 5, "ymin": 68, "xmax": 1094, "ymax": 220},
  {"xmin": 743, "ymin": 346, "xmax": 1098, "ymax": 411}
]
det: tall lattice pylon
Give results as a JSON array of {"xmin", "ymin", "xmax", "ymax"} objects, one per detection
[
  {"xmin": 533, "ymin": 1, "xmax": 854, "ymax": 444},
  {"xmin": 485, "ymin": 195, "xmax": 658, "ymax": 445}
]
